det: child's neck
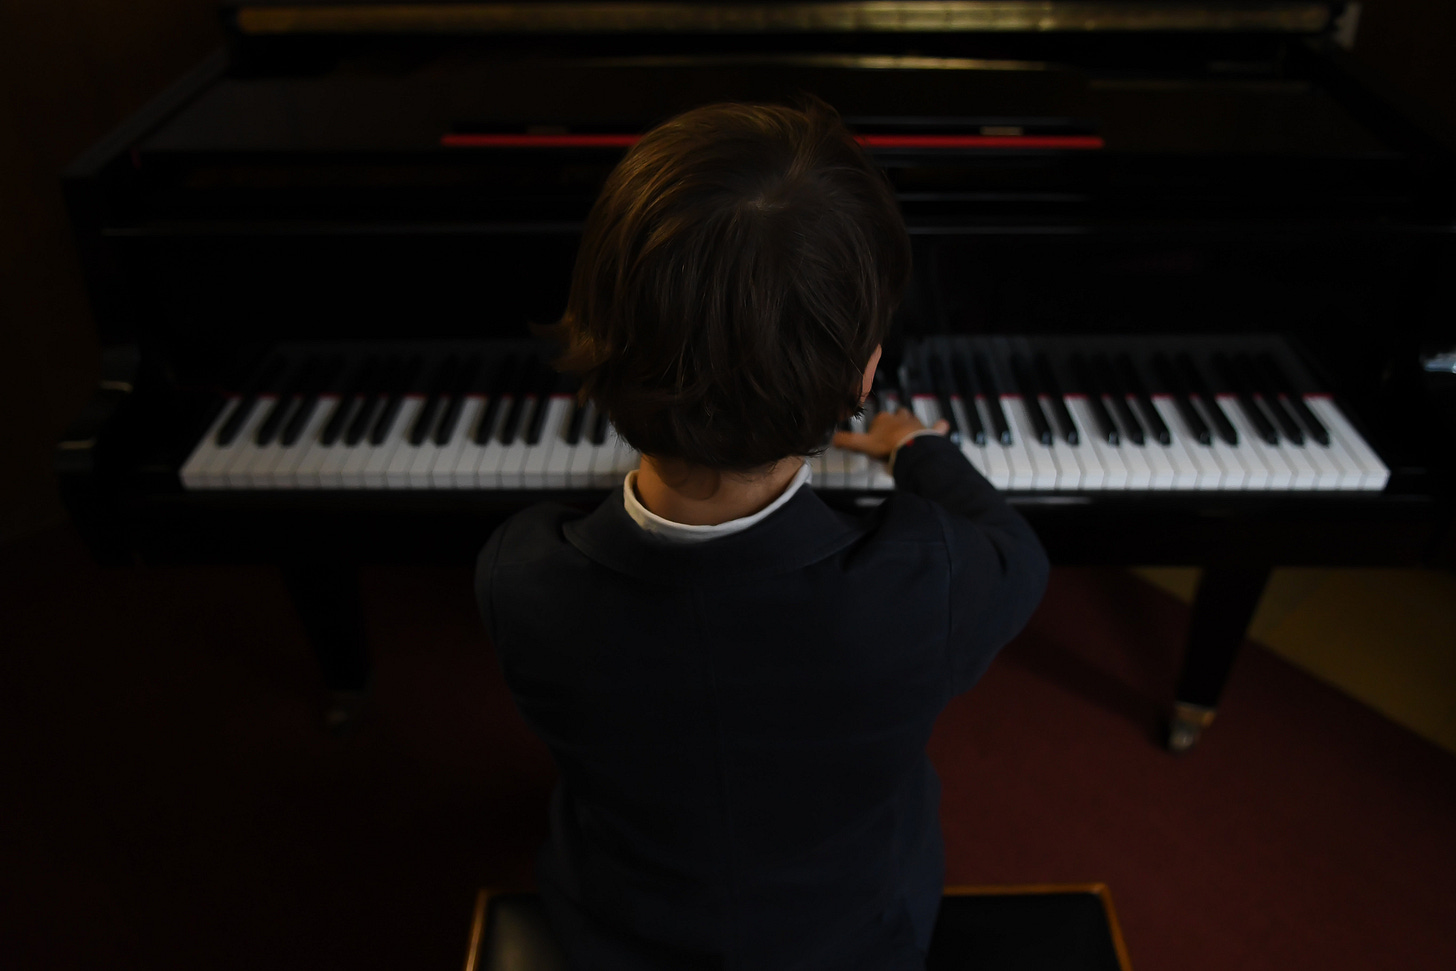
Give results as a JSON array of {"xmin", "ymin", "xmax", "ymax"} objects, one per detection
[{"xmin": 635, "ymin": 455, "xmax": 804, "ymax": 527}]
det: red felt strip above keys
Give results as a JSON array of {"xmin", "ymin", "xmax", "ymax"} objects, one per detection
[{"xmin": 441, "ymin": 133, "xmax": 1104, "ymax": 150}]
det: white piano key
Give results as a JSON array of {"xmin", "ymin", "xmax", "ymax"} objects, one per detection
[
  {"xmin": 845, "ymin": 411, "xmax": 872, "ymax": 489},
  {"xmin": 245, "ymin": 398, "xmax": 307, "ymax": 488},
  {"xmin": 1191, "ymin": 398, "xmax": 1249, "ymax": 490},
  {"xmin": 910, "ymin": 395, "xmax": 962, "ymax": 485},
  {"xmin": 382, "ymin": 397, "xmax": 427, "ymax": 488},
  {"xmin": 404, "ymin": 404, "xmax": 451, "ymax": 489},
  {"xmin": 1151, "ymin": 398, "xmax": 1214, "ymax": 490},
  {"xmin": 1290, "ymin": 417, "xmax": 1344, "ymax": 490},
  {"xmin": 997, "ymin": 396, "xmax": 1036, "ymax": 490},
  {"xmin": 973, "ymin": 397, "xmax": 1013, "ymax": 490},
  {"xmin": 1004, "ymin": 397, "xmax": 1058, "ymax": 489},
  {"xmin": 293, "ymin": 396, "xmax": 345, "ymax": 489},
  {"xmin": 949, "ymin": 398, "xmax": 991, "ymax": 481},
  {"xmin": 270, "ymin": 400, "xmax": 334, "ymax": 489},
  {"xmin": 338, "ymin": 410, "xmax": 381, "ymax": 489},
  {"xmin": 321, "ymin": 400, "xmax": 368, "ymax": 489},
  {"xmin": 1139, "ymin": 429, "xmax": 1178, "ymax": 490},
  {"xmin": 1305, "ymin": 397, "xmax": 1389, "ymax": 490},
  {"xmin": 1046, "ymin": 425, "xmax": 1085, "ymax": 491},
  {"xmin": 363, "ymin": 398, "xmax": 420, "ymax": 489},
  {"xmin": 1117, "ymin": 433, "xmax": 1153, "ymax": 490},
  {"xmin": 823, "ymin": 444, "xmax": 851, "ymax": 488},
  {"xmin": 496, "ymin": 398, "xmax": 538, "ymax": 489},
  {"xmin": 809, "ymin": 446, "xmax": 827, "ymax": 483},
  {"xmin": 1295, "ymin": 399, "xmax": 1365, "ymax": 490},
  {"xmin": 522, "ymin": 396, "xmax": 571, "ymax": 488},
  {"xmin": 1062, "ymin": 396, "xmax": 1103, "ymax": 490},
  {"xmin": 433, "ymin": 396, "xmax": 484, "ymax": 488},
  {"xmin": 590, "ymin": 421, "xmax": 623, "ymax": 488},
  {"xmin": 1037, "ymin": 393, "xmax": 1085, "ymax": 490},
  {"xmin": 1219, "ymin": 396, "xmax": 1283, "ymax": 490},
  {"xmin": 1068, "ymin": 398, "xmax": 1126, "ymax": 490},
  {"xmin": 1276, "ymin": 433, "xmax": 1321, "ymax": 490},
  {"xmin": 221, "ymin": 396, "xmax": 278, "ymax": 488},
  {"xmin": 231, "ymin": 400, "xmax": 290, "ymax": 487},
  {"xmin": 544, "ymin": 398, "xmax": 578, "ymax": 488},
  {"xmin": 472, "ymin": 399, "xmax": 512, "ymax": 489},
  {"xmin": 567, "ymin": 405, "xmax": 602, "ymax": 488},
  {"xmin": 180, "ymin": 399, "xmax": 240, "ymax": 489}
]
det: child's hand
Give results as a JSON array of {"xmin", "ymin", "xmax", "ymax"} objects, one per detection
[{"xmin": 832, "ymin": 409, "xmax": 951, "ymax": 459}]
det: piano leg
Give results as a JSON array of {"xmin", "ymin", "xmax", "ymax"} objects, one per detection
[
  {"xmin": 281, "ymin": 561, "xmax": 370, "ymax": 729},
  {"xmin": 1167, "ymin": 566, "xmax": 1270, "ymax": 753}
]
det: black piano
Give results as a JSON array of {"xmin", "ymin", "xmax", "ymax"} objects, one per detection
[{"xmin": 58, "ymin": 0, "xmax": 1456, "ymax": 749}]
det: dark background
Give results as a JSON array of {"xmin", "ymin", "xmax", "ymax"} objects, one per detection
[{"xmin": 2, "ymin": 7, "xmax": 1454, "ymax": 970}]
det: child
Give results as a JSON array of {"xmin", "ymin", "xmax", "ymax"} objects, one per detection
[{"xmin": 476, "ymin": 101, "xmax": 1048, "ymax": 970}]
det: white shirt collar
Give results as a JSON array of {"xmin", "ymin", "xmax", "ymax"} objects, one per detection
[{"xmin": 623, "ymin": 460, "xmax": 812, "ymax": 543}]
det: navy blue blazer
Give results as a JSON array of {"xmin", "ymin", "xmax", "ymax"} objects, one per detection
[{"xmin": 476, "ymin": 434, "xmax": 1049, "ymax": 971}]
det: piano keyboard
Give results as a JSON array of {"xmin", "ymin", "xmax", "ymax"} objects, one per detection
[{"xmin": 179, "ymin": 337, "xmax": 1389, "ymax": 493}]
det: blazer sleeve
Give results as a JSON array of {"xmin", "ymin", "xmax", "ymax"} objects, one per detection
[{"xmin": 891, "ymin": 434, "xmax": 1051, "ymax": 694}]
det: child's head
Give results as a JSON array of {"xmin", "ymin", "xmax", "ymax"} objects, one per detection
[{"xmin": 556, "ymin": 99, "xmax": 911, "ymax": 473}]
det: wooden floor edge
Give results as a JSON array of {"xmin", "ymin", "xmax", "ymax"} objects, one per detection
[
  {"xmin": 943, "ymin": 882, "xmax": 1108, "ymax": 896},
  {"xmin": 462, "ymin": 888, "xmax": 490, "ymax": 971},
  {"xmin": 1094, "ymin": 883, "xmax": 1135, "ymax": 971}
]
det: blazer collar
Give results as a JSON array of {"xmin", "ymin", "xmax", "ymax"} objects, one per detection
[{"xmin": 563, "ymin": 484, "xmax": 865, "ymax": 583}]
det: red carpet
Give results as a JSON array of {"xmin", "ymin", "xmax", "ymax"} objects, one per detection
[{"xmin": 3, "ymin": 526, "xmax": 1453, "ymax": 969}]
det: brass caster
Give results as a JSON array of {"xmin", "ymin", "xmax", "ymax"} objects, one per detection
[{"xmin": 1165, "ymin": 702, "xmax": 1216, "ymax": 754}]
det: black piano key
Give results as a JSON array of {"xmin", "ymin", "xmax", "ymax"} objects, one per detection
[
  {"xmin": 927, "ymin": 353, "xmax": 961, "ymax": 444},
  {"xmin": 972, "ymin": 352, "xmax": 1013, "ymax": 446},
  {"xmin": 565, "ymin": 395, "xmax": 589, "ymax": 445},
  {"xmin": 474, "ymin": 355, "xmax": 517, "ymax": 445},
  {"xmin": 1010, "ymin": 353, "xmax": 1054, "ymax": 446},
  {"xmin": 1115, "ymin": 354, "xmax": 1171, "ymax": 446},
  {"xmin": 1258, "ymin": 353, "xmax": 1329, "ymax": 446},
  {"xmin": 280, "ymin": 355, "xmax": 343, "ymax": 446},
  {"xmin": 591, "ymin": 404, "xmax": 611, "ymax": 446},
  {"xmin": 1214, "ymin": 352, "xmax": 1278, "ymax": 445},
  {"xmin": 949, "ymin": 352, "xmax": 986, "ymax": 445},
  {"xmin": 215, "ymin": 400, "xmax": 255, "ymax": 448},
  {"xmin": 1153, "ymin": 353, "xmax": 1211, "ymax": 446},
  {"xmin": 1071, "ymin": 352, "xmax": 1119, "ymax": 445},
  {"xmin": 499, "ymin": 358, "xmax": 540, "ymax": 446},
  {"xmin": 345, "ymin": 397, "xmax": 381, "ymax": 446},
  {"xmin": 370, "ymin": 356, "xmax": 421, "ymax": 446},
  {"xmin": 524, "ymin": 363, "xmax": 557, "ymax": 446},
  {"xmin": 410, "ymin": 355, "xmax": 461, "ymax": 446},
  {"xmin": 1093, "ymin": 353, "xmax": 1144, "ymax": 446},
  {"xmin": 256, "ymin": 358, "xmax": 314, "ymax": 447},
  {"xmin": 1033, "ymin": 352, "xmax": 1078, "ymax": 445},
  {"xmin": 321, "ymin": 356, "xmax": 379, "ymax": 446},
  {"xmin": 215, "ymin": 355, "xmax": 285, "ymax": 446},
  {"xmin": 1176, "ymin": 353, "xmax": 1238, "ymax": 446},
  {"xmin": 434, "ymin": 354, "xmax": 481, "ymax": 446},
  {"xmin": 1239, "ymin": 353, "xmax": 1303, "ymax": 445}
]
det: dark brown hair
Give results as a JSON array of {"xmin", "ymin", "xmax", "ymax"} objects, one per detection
[{"xmin": 552, "ymin": 100, "xmax": 911, "ymax": 471}]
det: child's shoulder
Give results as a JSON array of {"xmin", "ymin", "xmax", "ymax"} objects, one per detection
[
  {"xmin": 478, "ymin": 501, "xmax": 582, "ymax": 571},
  {"xmin": 857, "ymin": 489, "xmax": 962, "ymax": 547}
]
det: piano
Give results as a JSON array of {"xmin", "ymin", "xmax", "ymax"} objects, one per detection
[{"xmin": 57, "ymin": 1, "xmax": 1456, "ymax": 749}]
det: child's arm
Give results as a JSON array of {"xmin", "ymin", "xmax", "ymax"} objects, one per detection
[{"xmin": 836, "ymin": 411, "xmax": 1050, "ymax": 693}]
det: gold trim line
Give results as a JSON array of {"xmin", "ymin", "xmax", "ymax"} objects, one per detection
[{"xmin": 236, "ymin": 2, "xmax": 1334, "ymax": 35}]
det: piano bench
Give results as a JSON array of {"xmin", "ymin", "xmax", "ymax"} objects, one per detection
[{"xmin": 462, "ymin": 884, "xmax": 1132, "ymax": 971}]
